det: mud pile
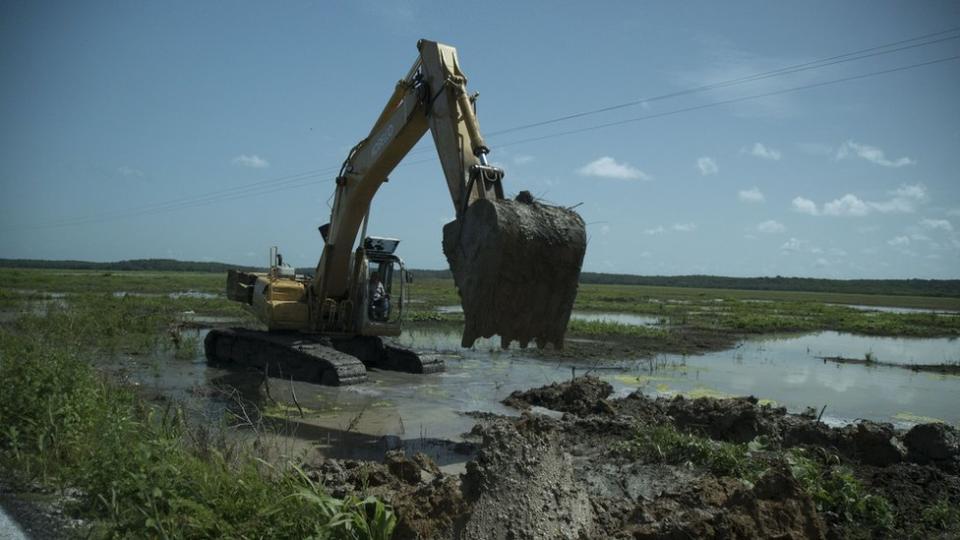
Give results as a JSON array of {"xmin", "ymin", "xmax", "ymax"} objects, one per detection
[
  {"xmin": 442, "ymin": 194, "xmax": 585, "ymax": 349},
  {"xmin": 309, "ymin": 378, "xmax": 959, "ymax": 539}
]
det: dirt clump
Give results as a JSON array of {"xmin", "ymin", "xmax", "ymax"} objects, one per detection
[
  {"xmin": 442, "ymin": 197, "xmax": 586, "ymax": 349},
  {"xmin": 629, "ymin": 467, "xmax": 825, "ymax": 539},
  {"xmin": 502, "ymin": 375, "xmax": 615, "ymax": 416},
  {"xmin": 311, "ymin": 451, "xmax": 468, "ymax": 539},
  {"xmin": 904, "ymin": 422, "xmax": 960, "ymax": 473}
]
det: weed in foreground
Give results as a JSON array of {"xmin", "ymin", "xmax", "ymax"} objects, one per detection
[{"xmin": 0, "ymin": 300, "xmax": 394, "ymax": 539}]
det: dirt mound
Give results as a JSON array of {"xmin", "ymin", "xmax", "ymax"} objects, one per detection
[
  {"xmin": 310, "ymin": 451, "xmax": 467, "ymax": 539},
  {"xmin": 312, "ymin": 380, "xmax": 958, "ymax": 539},
  {"xmin": 904, "ymin": 423, "xmax": 960, "ymax": 473},
  {"xmin": 629, "ymin": 467, "xmax": 826, "ymax": 539},
  {"xmin": 443, "ymin": 196, "xmax": 585, "ymax": 349},
  {"xmin": 502, "ymin": 376, "xmax": 614, "ymax": 416}
]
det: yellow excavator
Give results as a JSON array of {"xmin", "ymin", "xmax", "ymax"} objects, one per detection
[{"xmin": 205, "ymin": 40, "xmax": 586, "ymax": 385}]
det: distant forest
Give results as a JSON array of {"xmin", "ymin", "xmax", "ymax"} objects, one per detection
[{"xmin": 2, "ymin": 258, "xmax": 958, "ymax": 298}]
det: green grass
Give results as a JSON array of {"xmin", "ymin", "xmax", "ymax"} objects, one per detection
[
  {"xmin": 409, "ymin": 278, "xmax": 960, "ymax": 338},
  {"xmin": 615, "ymin": 425, "xmax": 898, "ymax": 536},
  {"xmin": 787, "ymin": 449, "xmax": 894, "ymax": 534},
  {"xmin": 614, "ymin": 425, "xmax": 768, "ymax": 481},
  {"xmin": 0, "ymin": 293, "xmax": 394, "ymax": 539}
]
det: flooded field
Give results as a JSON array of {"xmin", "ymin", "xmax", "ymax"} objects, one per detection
[{"xmin": 107, "ymin": 321, "xmax": 960, "ymax": 473}]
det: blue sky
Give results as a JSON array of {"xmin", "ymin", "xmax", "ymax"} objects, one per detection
[{"xmin": 1, "ymin": 1, "xmax": 958, "ymax": 278}]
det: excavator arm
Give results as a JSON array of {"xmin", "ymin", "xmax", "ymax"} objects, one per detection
[
  {"xmin": 316, "ymin": 40, "xmax": 498, "ymax": 298},
  {"xmin": 314, "ymin": 39, "xmax": 586, "ymax": 349}
]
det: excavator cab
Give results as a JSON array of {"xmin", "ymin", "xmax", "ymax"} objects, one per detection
[{"xmin": 358, "ymin": 236, "xmax": 405, "ymax": 335}]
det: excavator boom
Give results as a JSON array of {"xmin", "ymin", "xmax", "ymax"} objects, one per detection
[{"xmin": 314, "ymin": 39, "xmax": 586, "ymax": 348}]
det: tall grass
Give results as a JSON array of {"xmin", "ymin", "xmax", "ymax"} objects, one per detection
[{"xmin": 0, "ymin": 295, "xmax": 394, "ymax": 539}]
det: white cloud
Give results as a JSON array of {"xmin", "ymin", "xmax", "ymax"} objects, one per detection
[
  {"xmin": 780, "ymin": 237, "xmax": 805, "ymax": 252},
  {"xmin": 947, "ymin": 208, "xmax": 960, "ymax": 217},
  {"xmin": 578, "ymin": 156, "xmax": 650, "ymax": 181},
  {"xmin": 696, "ymin": 157, "xmax": 718, "ymax": 176},
  {"xmin": 233, "ymin": 154, "xmax": 270, "ymax": 168},
  {"xmin": 744, "ymin": 142, "xmax": 782, "ymax": 161},
  {"xmin": 795, "ymin": 183, "xmax": 928, "ymax": 218},
  {"xmin": 600, "ymin": 224, "xmax": 611, "ymax": 235},
  {"xmin": 117, "ymin": 166, "xmax": 144, "ymax": 177},
  {"xmin": 920, "ymin": 218, "xmax": 954, "ymax": 232},
  {"xmin": 836, "ymin": 140, "xmax": 914, "ymax": 168},
  {"xmin": 891, "ymin": 183, "xmax": 927, "ymax": 201},
  {"xmin": 672, "ymin": 223, "xmax": 697, "ymax": 232},
  {"xmin": 823, "ymin": 194, "xmax": 870, "ymax": 217},
  {"xmin": 513, "ymin": 154, "xmax": 535, "ymax": 165},
  {"xmin": 814, "ymin": 257, "xmax": 830, "ymax": 267},
  {"xmin": 868, "ymin": 198, "xmax": 915, "ymax": 214},
  {"xmin": 738, "ymin": 187, "xmax": 765, "ymax": 203},
  {"xmin": 757, "ymin": 220, "xmax": 785, "ymax": 234},
  {"xmin": 644, "ymin": 226, "xmax": 666, "ymax": 235},
  {"xmin": 887, "ymin": 236, "xmax": 910, "ymax": 247},
  {"xmin": 792, "ymin": 196, "xmax": 819, "ymax": 215}
]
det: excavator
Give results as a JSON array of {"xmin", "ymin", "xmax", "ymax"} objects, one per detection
[{"xmin": 204, "ymin": 40, "xmax": 587, "ymax": 385}]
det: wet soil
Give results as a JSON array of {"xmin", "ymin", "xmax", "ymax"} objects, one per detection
[{"xmin": 306, "ymin": 377, "xmax": 960, "ymax": 539}]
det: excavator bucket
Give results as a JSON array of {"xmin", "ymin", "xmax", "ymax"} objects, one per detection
[{"xmin": 442, "ymin": 194, "xmax": 587, "ymax": 349}]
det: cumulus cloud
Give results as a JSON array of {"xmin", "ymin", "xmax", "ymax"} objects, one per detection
[
  {"xmin": 887, "ymin": 236, "xmax": 910, "ymax": 247},
  {"xmin": 696, "ymin": 157, "xmax": 718, "ymax": 176},
  {"xmin": 823, "ymin": 194, "xmax": 870, "ymax": 217},
  {"xmin": 738, "ymin": 187, "xmax": 765, "ymax": 203},
  {"xmin": 744, "ymin": 142, "xmax": 781, "ymax": 160},
  {"xmin": 836, "ymin": 140, "xmax": 914, "ymax": 168},
  {"xmin": 792, "ymin": 196, "xmax": 819, "ymax": 215},
  {"xmin": 233, "ymin": 154, "xmax": 270, "ymax": 168},
  {"xmin": 757, "ymin": 220, "xmax": 785, "ymax": 234},
  {"xmin": 645, "ymin": 223, "xmax": 697, "ymax": 235},
  {"xmin": 794, "ymin": 183, "xmax": 928, "ymax": 218},
  {"xmin": 920, "ymin": 218, "xmax": 953, "ymax": 232},
  {"xmin": 578, "ymin": 156, "xmax": 650, "ymax": 181},
  {"xmin": 892, "ymin": 183, "xmax": 927, "ymax": 201},
  {"xmin": 780, "ymin": 237, "xmax": 805, "ymax": 252}
]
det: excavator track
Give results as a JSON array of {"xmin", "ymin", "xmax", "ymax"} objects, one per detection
[
  {"xmin": 204, "ymin": 329, "xmax": 445, "ymax": 386},
  {"xmin": 204, "ymin": 328, "xmax": 368, "ymax": 386}
]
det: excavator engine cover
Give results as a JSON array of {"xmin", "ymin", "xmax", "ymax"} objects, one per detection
[{"xmin": 442, "ymin": 195, "xmax": 586, "ymax": 349}]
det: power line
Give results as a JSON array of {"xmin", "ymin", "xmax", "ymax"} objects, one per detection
[
  {"xmin": 492, "ymin": 55, "xmax": 960, "ymax": 150},
  {"xmin": 486, "ymin": 28, "xmax": 960, "ymax": 137},
  {"xmin": 6, "ymin": 27, "xmax": 959, "ymax": 231}
]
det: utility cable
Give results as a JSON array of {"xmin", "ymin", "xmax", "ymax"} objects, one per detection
[
  {"xmin": 5, "ymin": 27, "xmax": 958, "ymax": 231},
  {"xmin": 491, "ymin": 54, "xmax": 960, "ymax": 150}
]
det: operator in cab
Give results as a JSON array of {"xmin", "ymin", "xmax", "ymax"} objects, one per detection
[{"xmin": 369, "ymin": 272, "xmax": 389, "ymax": 321}]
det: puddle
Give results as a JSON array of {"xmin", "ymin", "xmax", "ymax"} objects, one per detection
[
  {"xmin": 435, "ymin": 306, "xmax": 662, "ymax": 327},
  {"xmin": 106, "ymin": 325, "xmax": 960, "ymax": 470},
  {"xmin": 618, "ymin": 332, "xmax": 960, "ymax": 428},
  {"xmin": 569, "ymin": 312, "xmax": 662, "ymax": 326},
  {"xmin": 112, "ymin": 290, "xmax": 220, "ymax": 299},
  {"xmin": 826, "ymin": 303, "xmax": 960, "ymax": 315}
]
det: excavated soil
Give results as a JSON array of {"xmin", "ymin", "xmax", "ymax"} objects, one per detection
[
  {"xmin": 305, "ymin": 377, "xmax": 960, "ymax": 539},
  {"xmin": 442, "ymin": 194, "xmax": 586, "ymax": 350}
]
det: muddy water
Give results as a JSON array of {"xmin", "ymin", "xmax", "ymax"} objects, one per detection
[{"xmin": 110, "ymin": 325, "xmax": 960, "ymax": 470}]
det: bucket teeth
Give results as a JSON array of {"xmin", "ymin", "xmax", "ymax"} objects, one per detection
[{"xmin": 443, "ymin": 197, "xmax": 586, "ymax": 349}]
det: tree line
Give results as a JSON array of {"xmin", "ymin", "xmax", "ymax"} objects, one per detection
[{"xmin": 2, "ymin": 259, "xmax": 957, "ymax": 298}]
